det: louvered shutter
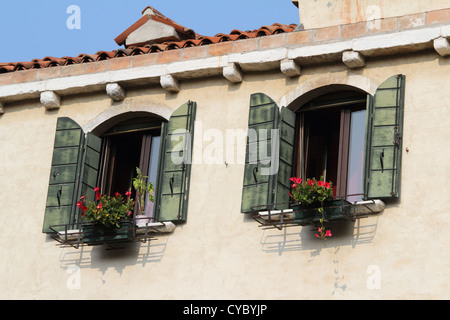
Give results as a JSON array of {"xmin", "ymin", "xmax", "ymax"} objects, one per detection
[
  {"xmin": 241, "ymin": 93, "xmax": 279, "ymax": 213},
  {"xmin": 364, "ymin": 75, "xmax": 405, "ymax": 199},
  {"xmin": 274, "ymin": 106, "xmax": 296, "ymax": 209},
  {"xmin": 155, "ymin": 101, "xmax": 196, "ymax": 222},
  {"xmin": 42, "ymin": 118, "xmax": 84, "ymax": 233}
]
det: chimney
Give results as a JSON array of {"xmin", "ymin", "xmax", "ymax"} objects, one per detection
[
  {"xmin": 291, "ymin": 1, "xmax": 304, "ymax": 31},
  {"xmin": 115, "ymin": 6, "xmax": 197, "ymax": 48}
]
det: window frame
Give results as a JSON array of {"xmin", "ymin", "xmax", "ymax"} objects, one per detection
[
  {"xmin": 294, "ymin": 91, "xmax": 367, "ymax": 199},
  {"xmin": 96, "ymin": 121, "xmax": 162, "ymax": 219}
]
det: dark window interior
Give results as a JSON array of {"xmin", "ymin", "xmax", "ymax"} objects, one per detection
[
  {"xmin": 303, "ymin": 107, "xmax": 341, "ymax": 187},
  {"xmin": 102, "ymin": 131, "xmax": 143, "ymax": 196},
  {"xmin": 98, "ymin": 117, "xmax": 162, "ymax": 207}
]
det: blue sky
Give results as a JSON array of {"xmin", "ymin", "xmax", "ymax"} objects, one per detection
[{"xmin": 0, "ymin": 0, "xmax": 299, "ymax": 63}]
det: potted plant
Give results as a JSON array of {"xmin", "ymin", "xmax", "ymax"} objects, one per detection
[
  {"xmin": 289, "ymin": 176, "xmax": 335, "ymax": 240},
  {"xmin": 132, "ymin": 167, "xmax": 155, "ymax": 227},
  {"xmin": 76, "ymin": 187, "xmax": 135, "ymax": 244}
]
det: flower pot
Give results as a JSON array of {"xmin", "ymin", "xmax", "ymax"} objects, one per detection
[
  {"xmin": 82, "ymin": 221, "xmax": 134, "ymax": 244},
  {"xmin": 323, "ymin": 199, "xmax": 352, "ymax": 222},
  {"xmin": 292, "ymin": 203, "xmax": 317, "ymax": 223},
  {"xmin": 293, "ymin": 199, "xmax": 351, "ymax": 225}
]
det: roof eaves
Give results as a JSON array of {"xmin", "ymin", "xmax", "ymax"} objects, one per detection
[{"xmin": 0, "ymin": 23, "xmax": 297, "ymax": 74}]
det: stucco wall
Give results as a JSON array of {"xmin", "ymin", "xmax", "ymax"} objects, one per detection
[
  {"xmin": 0, "ymin": 49, "xmax": 449, "ymax": 299},
  {"xmin": 296, "ymin": 0, "xmax": 450, "ymax": 29}
]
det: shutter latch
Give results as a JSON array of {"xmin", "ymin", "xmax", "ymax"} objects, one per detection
[
  {"xmin": 253, "ymin": 166, "xmax": 258, "ymax": 183},
  {"xmin": 52, "ymin": 170, "xmax": 60, "ymax": 180},
  {"xmin": 393, "ymin": 125, "xmax": 400, "ymax": 146},
  {"xmin": 169, "ymin": 175, "xmax": 174, "ymax": 197}
]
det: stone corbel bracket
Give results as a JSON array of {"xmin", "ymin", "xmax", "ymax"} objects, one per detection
[
  {"xmin": 434, "ymin": 37, "xmax": 450, "ymax": 57},
  {"xmin": 434, "ymin": 25, "xmax": 450, "ymax": 57},
  {"xmin": 342, "ymin": 51, "xmax": 366, "ymax": 69},
  {"xmin": 223, "ymin": 63, "xmax": 243, "ymax": 83},
  {"xmin": 40, "ymin": 91, "xmax": 61, "ymax": 110},
  {"xmin": 106, "ymin": 82, "xmax": 126, "ymax": 101},
  {"xmin": 280, "ymin": 59, "xmax": 301, "ymax": 77},
  {"xmin": 160, "ymin": 74, "xmax": 180, "ymax": 92}
]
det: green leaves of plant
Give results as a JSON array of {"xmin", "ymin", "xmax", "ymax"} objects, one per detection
[{"xmin": 132, "ymin": 167, "xmax": 155, "ymax": 215}]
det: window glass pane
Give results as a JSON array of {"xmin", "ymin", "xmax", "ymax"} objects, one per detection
[
  {"xmin": 347, "ymin": 109, "xmax": 366, "ymax": 202},
  {"xmin": 144, "ymin": 136, "xmax": 160, "ymax": 217}
]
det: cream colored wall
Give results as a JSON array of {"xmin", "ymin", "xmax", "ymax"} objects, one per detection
[
  {"xmin": 1, "ymin": 50, "xmax": 450, "ymax": 299},
  {"xmin": 296, "ymin": 0, "xmax": 450, "ymax": 29}
]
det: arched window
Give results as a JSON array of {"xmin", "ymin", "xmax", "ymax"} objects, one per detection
[
  {"xmin": 42, "ymin": 102, "xmax": 197, "ymax": 234},
  {"xmin": 241, "ymin": 75, "xmax": 405, "ymax": 214}
]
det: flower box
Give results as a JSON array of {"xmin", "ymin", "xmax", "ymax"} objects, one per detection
[
  {"xmin": 292, "ymin": 199, "xmax": 351, "ymax": 225},
  {"xmin": 81, "ymin": 221, "xmax": 134, "ymax": 244}
]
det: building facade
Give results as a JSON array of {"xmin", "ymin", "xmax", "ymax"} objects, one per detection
[{"xmin": 1, "ymin": 1, "xmax": 450, "ymax": 299}]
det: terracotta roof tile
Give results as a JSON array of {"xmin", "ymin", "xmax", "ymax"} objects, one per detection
[
  {"xmin": 60, "ymin": 56, "xmax": 82, "ymax": 65},
  {"xmin": 94, "ymin": 51, "xmax": 116, "ymax": 60},
  {"xmin": 0, "ymin": 22, "xmax": 297, "ymax": 74},
  {"xmin": 129, "ymin": 47, "xmax": 150, "ymax": 55},
  {"xmin": 114, "ymin": 48, "xmax": 134, "ymax": 57}
]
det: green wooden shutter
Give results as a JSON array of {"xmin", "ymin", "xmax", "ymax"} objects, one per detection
[
  {"xmin": 78, "ymin": 133, "xmax": 102, "ymax": 207},
  {"xmin": 364, "ymin": 74, "xmax": 405, "ymax": 199},
  {"xmin": 241, "ymin": 93, "xmax": 279, "ymax": 213},
  {"xmin": 155, "ymin": 101, "xmax": 197, "ymax": 222},
  {"xmin": 43, "ymin": 118, "xmax": 102, "ymax": 233},
  {"xmin": 42, "ymin": 118, "xmax": 84, "ymax": 233},
  {"xmin": 274, "ymin": 106, "xmax": 296, "ymax": 209}
]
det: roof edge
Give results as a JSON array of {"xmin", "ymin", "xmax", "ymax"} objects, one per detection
[{"xmin": 114, "ymin": 15, "xmax": 151, "ymax": 46}]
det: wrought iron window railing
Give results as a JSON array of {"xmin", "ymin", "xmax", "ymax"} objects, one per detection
[
  {"xmin": 49, "ymin": 216, "xmax": 169, "ymax": 249},
  {"xmin": 252, "ymin": 194, "xmax": 384, "ymax": 230}
]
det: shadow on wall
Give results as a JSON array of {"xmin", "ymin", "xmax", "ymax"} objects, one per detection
[
  {"xmin": 56, "ymin": 235, "xmax": 170, "ymax": 275},
  {"xmin": 259, "ymin": 215, "xmax": 380, "ymax": 255}
]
